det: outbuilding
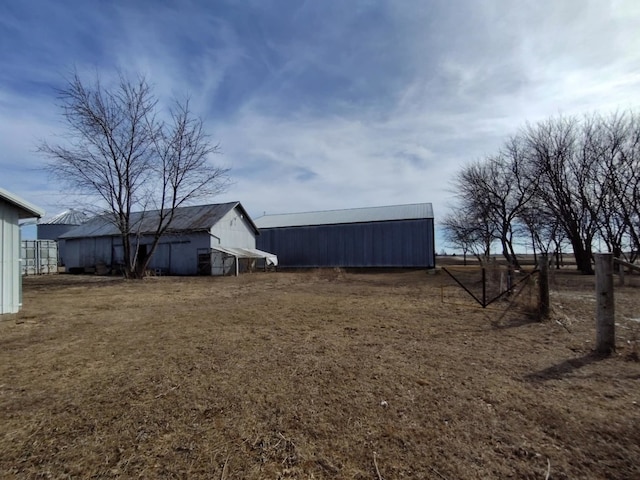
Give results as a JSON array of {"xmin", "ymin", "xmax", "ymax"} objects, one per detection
[
  {"xmin": 0, "ymin": 187, "xmax": 44, "ymax": 314},
  {"xmin": 255, "ymin": 203, "xmax": 435, "ymax": 268},
  {"xmin": 59, "ymin": 202, "xmax": 276, "ymax": 275}
]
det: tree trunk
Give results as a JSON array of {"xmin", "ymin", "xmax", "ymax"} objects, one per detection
[{"xmin": 569, "ymin": 236, "xmax": 594, "ymax": 274}]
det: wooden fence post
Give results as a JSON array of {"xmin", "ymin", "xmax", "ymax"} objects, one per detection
[
  {"xmin": 618, "ymin": 262, "xmax": 625, "ymax": 286},
  {"xmin": 595, "ymin": 253, "xmax": 615, "ymax": 355},
  {"xmin": 539, "ymin": 253, "xmax": 550, "ymax": 319}
]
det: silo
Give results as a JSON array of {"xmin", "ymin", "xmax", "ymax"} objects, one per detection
[
  {"xmin": 38, "ymin": 209, "xmax": 89, "ymax": 240},
  {"xmin": 37, "ymin": 209, "xmax": 89, "ymax": 268}
]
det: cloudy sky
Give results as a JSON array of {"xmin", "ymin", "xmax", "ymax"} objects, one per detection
[{"xmin": 2, "ymin": 1, "xmax": 640, "ymax": 244}]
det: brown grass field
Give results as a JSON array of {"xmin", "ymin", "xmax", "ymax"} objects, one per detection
[{"xmin": 1, "ymin": 266, "xmax": 639, "ymax": 479}]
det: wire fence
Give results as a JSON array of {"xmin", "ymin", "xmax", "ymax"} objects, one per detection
[{"xmin": 441, "ymin": 263, "xmax": 540, "ymax": 314}]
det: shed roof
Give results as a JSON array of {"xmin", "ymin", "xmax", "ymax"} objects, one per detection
[
  {"xmin": 0, "ymin": 187, "xmax": 44, "ymax": 219},
  {"xmin": 60, "ymin": 202, "xmax": 258, "ymax": 239},
  {"xmin": 254, "ymin": 203, "xmax": 434, "ymax": 229}
]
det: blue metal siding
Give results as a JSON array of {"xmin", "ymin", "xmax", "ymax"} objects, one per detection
[{"xmin": 257, "ymin": 219, "xmax": 435, "ymax": 268}]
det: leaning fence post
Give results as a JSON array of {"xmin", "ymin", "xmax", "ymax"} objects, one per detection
[
  {"xmin": 538, "ymin": 254, "xmax": 550, "ymax": 319},
  {"xmin": 595, "ymin": 253, "xmax": 615, "ymax": 355}
]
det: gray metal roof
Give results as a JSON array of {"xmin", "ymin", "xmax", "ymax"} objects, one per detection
[
  {"xmin": 60, "ymin": 202, "xmax": 257, "ymax": 239},
  {"xmin": 254, "ymin": 203, "xmax": 434, "ymax": 229},
  {"xmin": 43, "ymin": 209, "xmax": 89, "ymax": 226},
  {"xmin": 0, "ymin": 187, "xmax": 44, "ymax": 219}
]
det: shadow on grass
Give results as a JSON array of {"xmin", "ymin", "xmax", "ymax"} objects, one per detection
[
  {"xmin": 524, "ymin": 352, "xmax": 607, "ymax": 382},
  {"xmin": 490, "ymin": 312, "xmax": 540, "ymax": 330}
]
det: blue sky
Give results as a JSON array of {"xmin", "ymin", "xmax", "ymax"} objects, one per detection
[{"xmin": 2, "ymin": 1, "xmax": 640, "ymax": 247}]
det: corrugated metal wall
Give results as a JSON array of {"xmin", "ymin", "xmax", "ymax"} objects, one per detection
[
  {"xmin": 0, "ymin": 202, "xmax": 21, "ymax": 314},
  {"xmin": 64, "ymin": 233, "xmax": 213, "ymax": 275},
  {"xmin": 37, "ymin": 224, "xmax": 77, "ymax": 240},
  {"xmin": 257, "ymin": 219, "xmax": 435, "ymax": 268},
  {"xmin": 64, "ymin": 237, "xmax": 114, "ymax": 270}
]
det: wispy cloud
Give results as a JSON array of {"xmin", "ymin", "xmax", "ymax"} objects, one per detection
[{"xmin": 1, "ymin": 0, "xmax": 639, "ymax": 244}]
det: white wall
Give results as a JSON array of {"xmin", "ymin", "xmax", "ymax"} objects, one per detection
[
  {"xmin": 211, "ymin": 207, "xmax": 257, "ymax": 249},
  {"xmin": 0, "ymin": 201, "xmax": 21, "ymax": 314}
]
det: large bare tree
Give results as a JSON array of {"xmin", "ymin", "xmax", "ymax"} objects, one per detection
[
  {"xmin": 523, "ymin": 117, "xmax": 598, "ymax": 274},
  {"xmin": 452, "ymin": 136, "xmax": 538, "ymax": 268},
  {"xmin": 40, "ymin": 72, "xmax": 229, "ymax": 278}
]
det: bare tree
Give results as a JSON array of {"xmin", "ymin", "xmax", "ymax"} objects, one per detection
[
  {"xmin": 451, "ymin": 138, "xmax": 537, "ymax": 268},
  {"xmin": 593, "ymin": 111, "xmax": 640, "ymax": 261},
  {"xmin": 40, "ymin": 72, "xmax": 229, "ymax": 278},
  {"xmin": 516, "ymin": 198, "xmax": 565, "ymax": 267},
  {"xmin": 523, "ymin": 116, "xmax": 598, "ymax": 274},
  {"xmin": 442, "ymin": 210, "xmax": 495, "ymax": 264}
]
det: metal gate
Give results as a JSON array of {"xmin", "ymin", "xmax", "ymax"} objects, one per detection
[
  {"xmin": 441, "ymin": 264, "xmax": 539, "ymax": 308},
  {"xmin": 21, "ymin": 240, "xmax": 58, "ymax": 275}
]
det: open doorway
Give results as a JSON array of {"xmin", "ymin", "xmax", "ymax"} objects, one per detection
[{"xmin": 136, "ymin": 244, "xmax": 147, "ymax": 272}]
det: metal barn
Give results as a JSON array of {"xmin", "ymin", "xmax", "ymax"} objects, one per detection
[
  {"xmin": 59, "ymin": 202, "xmax": 276, "ymax": 276},
  {"xmin": 0, "ymin": 187, "xmax": 44, "ymax": 314},
  {"xmin": 255, "ymin": 203, "xmax": 435, "ymax": 268}
]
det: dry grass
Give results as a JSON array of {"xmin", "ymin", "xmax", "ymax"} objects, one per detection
[{"xmin": 1, "ymin": 268, "xmax": 639, "ymax": 479}]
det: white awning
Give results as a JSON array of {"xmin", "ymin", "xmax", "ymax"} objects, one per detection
[{"xmin": 212, "ymin": 246, "xmax": 278, "ymax": 266}]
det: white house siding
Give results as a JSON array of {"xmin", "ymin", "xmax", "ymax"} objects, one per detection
[
  {"xmin": 211, "ymin": 207, "xmax": 257, "ymax": 249},
  {"xmin": 0, "ymin": 203, "xmax": 20, "ymax": 314}
]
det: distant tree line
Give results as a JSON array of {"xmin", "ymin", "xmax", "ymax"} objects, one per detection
[{"xmin": 443, "ymin": 111, "xmax": 640, "ymax": 274}]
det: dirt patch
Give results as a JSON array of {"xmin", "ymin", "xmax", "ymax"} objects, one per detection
[{"xmin": 1, "ymin": 270, "xmax": 639, "ymax": 479}]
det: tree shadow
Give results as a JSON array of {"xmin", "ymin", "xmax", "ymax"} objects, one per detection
[
  {"xmin": 524, "ymin": 352, "xmax": 607, "ymax": 382},
  {"xmin": 490, "ymin": 311, "xmax": 540, "ymax": 329}
]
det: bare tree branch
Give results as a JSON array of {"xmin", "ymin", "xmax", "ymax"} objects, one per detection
[{"xmin": 39, "ymin": 71, "xmax": 229, "ymax": 278}]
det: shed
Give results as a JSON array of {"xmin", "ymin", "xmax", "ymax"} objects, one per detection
[
  {"xmin": 59, "ymin": 202, "xmax": 276, "ymax": 275},
  {"xmin": 255, "ymin": 203, "xmax": 435, "ymax": 268},
  {"xmin": 0, "ymin": 187, "xmax": 44, "ymax": 314}
]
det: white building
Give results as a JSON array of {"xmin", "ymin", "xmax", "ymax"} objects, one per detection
[
  {"xmin": 60, "ymin": 202, "xmax": 276, "ymax": 275},
  {"xmin": 0, "ymin": 187, "xmax": 44, "ymax": 314}
]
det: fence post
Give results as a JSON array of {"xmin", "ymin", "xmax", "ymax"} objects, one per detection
[
  {"xmin": 595, "ymin": 253, "xmax": 615, "ymax": 355},
  {"xmin": 481, "ymin": 267, "xmax": 486, "ymax": 307},
  {"xmin": 618, "ymin": 259, "xmax": 625, "ymax": 286},
  {"xmin": 539, "ymin": 253, "xmax": 550, "ymax": 319}
]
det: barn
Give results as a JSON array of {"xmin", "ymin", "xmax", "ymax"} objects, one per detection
[
  {"xmin": 255, "ymin": 203, "xmax": 435, "ymax": 268},
  {"xmin": 0, "ymin": 187, "xmax": 44, "ymax": 314},
  {"xmin": 59, "ymin": 202, "xmax": 276, "ymax": 275}
]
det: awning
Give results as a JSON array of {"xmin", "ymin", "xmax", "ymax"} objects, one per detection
[{"xmin": 212, "ymin": 246, "xmax": 278, "ymax": 266}]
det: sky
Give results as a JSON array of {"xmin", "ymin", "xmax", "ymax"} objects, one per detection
[{"xmin": 2, "ymin": 0, "xmax": 640, "ymax": 247}]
